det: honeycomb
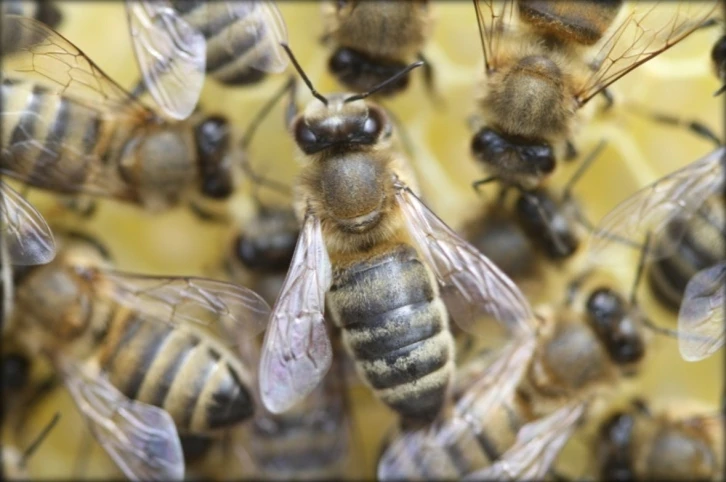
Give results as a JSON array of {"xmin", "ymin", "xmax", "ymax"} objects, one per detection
[{"xmin": 3, "ymin": 2, "xmax": 723, "ymax": 480}]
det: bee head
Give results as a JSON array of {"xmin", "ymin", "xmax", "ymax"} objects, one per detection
[
  {"xmin": 585, "ymin": 287, "xmax": 646, "ymax": 366},
  {"xmin": 195, "ymin": 115, "xmax": 234, "ymax": 199}
]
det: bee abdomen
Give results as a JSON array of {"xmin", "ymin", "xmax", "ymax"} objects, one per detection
[
  {"xmin": 328, "ymin": 244, "xmax": 454, "ymax": 421},
  {"xmin": 100, "ymin": 315, "xmax": 254, "ymax": 434}
]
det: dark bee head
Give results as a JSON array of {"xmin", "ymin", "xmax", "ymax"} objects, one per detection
[
  {"xmin": 232, "ymin": 208, "xmax": 299, "ymax": 274},
  {"xmin": 597, "ymin": 411, "xmax": 636, "ymax": 481},
  {"xmin": 195, "ymin": 115, "xmax": 234, "ymax": 199},
  {"xmin": 2, "ymin": 353, "xmax": 30, "ymax": 392},
  {"xmin": 471, "ymin": 128, "xmax": 555, "ymax": 189},
  {"xmin": 585, "ymin": 287, "xmax": 646, "ymax": 366},
  {"xmin": 293, "ymin": 96, "xmax": 391, "ymax": 155},
  {"xmin": 515, "ymin": 189, "xmax": 579, "ymax": 259},
  {"xmin": 328, "ymin": 48, "xmax": 411, "ymax": 97}
]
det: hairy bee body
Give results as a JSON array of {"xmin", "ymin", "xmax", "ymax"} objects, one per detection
[
  {"xmin": 13, "ymin": 243, "xmax": 255, "ymax": 435},
  {"xmin": 648, "ymin": 193, "xmax": 726, "ymax": 310}
]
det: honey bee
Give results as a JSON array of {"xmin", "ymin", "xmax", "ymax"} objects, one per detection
[
  {"xmin": 1, "ymin": 0, "xmax": 61, "ymax": 54},
  {"xmin": 0, "ymin": 181, "xmax": 55, "ymax": 268},
  {"xmin": 125, "ymin": 0, "xmax": 289, "ymax": 120},
  {"xmin": 713, "ymin": 34, "xmax": 726, "ymax": 95},
  {"xmin": 470, "ymin": 0, "xmax": 718, "ymax": 189},
  {"xmin": 595, "ymin": 398, "xmax": 724, "ymax": 481},
  {"xmin": 9, "ymin": 232, "xmax": 272, "ymax": 479},
  {"xmin": 377, "ymin": 337, "xmax": 586, "ymax": 480},
  {"xmin": 320, "ymin": 1, "xmax": 435, "ymax": 97},
  {"xmin": 589, "ymin": 146, "xmax": 726, "ymax": 362},
  {"xmin": 258, "ymin": 45, "xmax": 535, "ymax": 424},
  {"xmin": 0, "ymin": 15, "xmax": 264, "ymax": 216},
  {"xmin": 3, "ymin": 413, "xmax": 60, "ymax": 480}
]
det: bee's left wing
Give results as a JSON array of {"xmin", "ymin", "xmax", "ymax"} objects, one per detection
[
  {"xmin": 0, "ymin": 181, "xmax": 55, "ymax": 266},
  {"xmin": 678, "ymin": 261, "xmax": 725, "ymax": 362},
  {"xmin": 576, "ymin": 1, "xmax": 718, "ymax": 106},
  {"xmin": 90, "ymin": 270, "xmax": 271, "ymax": 349},
  {"xmin": 463, "ymin": 401, "xmax": 585, "ymax": 481},
  {"xmin": 57, "ymin": 357, "xmax": 184, "ymax": 481},
  {"xmin": 395, "ymin": 185, "xmax": 535, "ymax": 338},
  {"xmin": 125, "ymin": 0, "xmax": 207, "ymax": 120}
]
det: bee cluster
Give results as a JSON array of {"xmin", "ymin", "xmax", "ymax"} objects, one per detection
[{"xmin": 0, "ymin": 1, "xmax": 724, "ymax": 481}]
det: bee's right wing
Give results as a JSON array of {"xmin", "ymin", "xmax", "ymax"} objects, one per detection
[
  {"xmin": 463, "ymin": 401, "xmax": 586, "ymax": 481},
  {"xmin": 472, "ymin": 0, "xmax": 517, "ymax": 73},
  {"xmin": 0, "ymin": 181, "xmax": 55, "ymax": 265},
  {"xmin": 1, "ymin": 15, "xmax": 150, "ymax": 200},
  {"xmin": 57, "ymin": 357, "xmax": 184, "ymax": 481},
  {"xmin": 258, "ymin": 213, "xmax": 333, "ymax": 414},
  {"xmin": 678, "ymin": 261, "xmax": 726, "ymax": 362},
  {"xmin": 377, "ymin": 336, "xmax": 536, "ymax": 481},
  {"xmin": 588, "ymin": 147, "xmax": 725, "ymax": 262},
  {"xmin": 125, "ymin": 0, "xmax": 207, "ymax": 120}
]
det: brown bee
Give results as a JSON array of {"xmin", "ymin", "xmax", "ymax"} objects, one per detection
[
  {"xmin": 321, "ymin": 0, "xmax": 435, "ymax": 97},
  {"xmin": 470, "ymin": 0, "xmax": 717, "ymax": 189}
]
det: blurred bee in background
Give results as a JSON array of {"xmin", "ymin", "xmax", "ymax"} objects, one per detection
[
  {"xmin": 8, "ymin": 231, "xmax": 272, "ymax": 479},
  {"xmin": 258, "ymin": 44, "xmax": 535, "ymax": 425},
  {"xmin": 320, "ymin": 1, "xmax": 435, "ymax": 97},
  {"xmin": 0, "ymin": 16, "xmax": 283, "ymax": 219},
  {"xmin": 0, "ymin": 0, "xmax": 61, "ymax": 54},
  {"xmin": 595, "ymin": 398, "xmax": 723, "ymax": 481},
  {"xmin": 589, "ymin": 146, "xmax": 726, "ymax": 362},
  {"xmin": 469, "ymin": 0, "xmax": 718, "ymax": 190},
  {"xmin": 3, "ymin": 413, "xmax": 60, "ymax": 480},
  {"xmin": 712, "ymin": 34, "xmax": 726, "ymax": 95},
  {"xmin": 125, "ymin": 0, "xmax": 289, "ymax": 120},
  {"xmin": 377, "ymin": 336, "xmax": 587, "ymax": 480}
]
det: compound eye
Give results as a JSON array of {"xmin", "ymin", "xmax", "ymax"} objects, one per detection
[
  {"xmin": 363, "ymin": 106, "xmax": 385, "ymax": 137},
  {"xmin": 201, "ymin": 173, "xmax": 233, "ymax": 199},
  {"xmin": 294, "ymin": 120, "xmax": 318, "ymax": 150},
  {"xmin": 528, "ymin": 144, "xmax": 555, "ymax": 174},
  {"xmin": 197, "ymin": 116, "xmax": 230, "ymax": 157},
  {"xmin": 2, "ymin": 354, "xmax": 30, "ymax": 391},
  {"xmin": 329, "ymin": 48, "xmax": 356, "ymax": 73},
  {"xmin": 471, "ymin": 128, "xmax": 508, "ymax": 160}
]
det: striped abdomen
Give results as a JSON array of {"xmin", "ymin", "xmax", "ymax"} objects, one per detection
[
  {"xmin": 648, "ymin": 195, "xmax": 725, "ymax": 310},
  {"xmin": 0, "ymin": 79, "xmax": 137, "ymax": 199},
  {"xmin": 98, "ymin": 312, "xmax": 254, "ymax": 434},
  {"xmin": 172, "ymin": 1, "xmax": 273, "ymax": 85},
  {"xmin": 327, "ymin": 244, "xmax": 454, "ymax": 422}
]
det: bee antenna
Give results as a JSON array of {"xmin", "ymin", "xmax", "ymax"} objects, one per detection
[
  {"xmin": 344, "ymin": 61, "xmax": 424, "ymax": 103},
  {"xmin": 714, "ymin": 84, "xmax": 726, "ymax": 96},
  {"xmin": 279, "ymin": 43, "xmax": 328, "ymax": 106},
  {"xmin": 19, "ymin": 412, "xmax": 61, "ymax": 468},
  {"xmin": 562, "ymin": 140, "xmax": 607, "ymax": 198}
]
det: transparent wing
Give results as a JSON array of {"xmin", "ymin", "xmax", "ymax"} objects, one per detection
[
  {"xmin": 588, "ymin": 147, "xmax": 725, "ymax": 262},
  {"xmin": 678, "ymin": 262, "xmax": 726, "ymax": 362},
  {"xmin": 223, "ymin": 1, "xmax": 289, "ymax": 73},
  {"xmin": 463, "ymin": 402, "xmax": 585, "ymax": 481},
  {"xmin": 258, "ymin": 213, "xmax": 333, "ymax": 414},
  {"xmin": 58, "ymin": 357, "xmax": 184, "ymax": 481},
  {"xmin": 126, "ymin": 0, "xmax": 206, "ymax": 120},
  {"xmin": 576, "ymin": 2, "xmax": 719, "ymax": 105},
  {"xmin": 0, "ymin": 181, "xmax": 55, "ymax": 265},
  {"xmin": 1, "ymin": 15, "xmax": 151, "ymax": 118},
  {"xmin": 378, "ymin": 336, "xmax": 536, "ymax": 481},
  {"xmin": 472, "ymin": 0, "xmax": 517, "ymax": 73},
  {"xmin": 93, "ymin": 270, "xmax": 271, "ymax": 346},
  {"xmin": 395, "ymin": 184, "xmax": 535, "ymax": 338}
]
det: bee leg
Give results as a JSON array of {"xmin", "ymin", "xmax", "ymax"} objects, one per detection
[
  {"xmin": 625, "ymin": 105, "xmax": 722, "ymax": 147},
  {"xmin": 471, "ymin": 176, "xmax": 498, "ymax": 197},
  {"xmin": 564, "ymin": 141, "xmax": 578, "ymax": 161},
  {"xmin": 599, "ymin": 88, "xmax": 615, "ymax": 111}
]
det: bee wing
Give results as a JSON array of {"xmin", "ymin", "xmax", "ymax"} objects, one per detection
[
  {"xmin": 95, "ymin": 270, "xmax": 271, "ymax": 345},
  {"xmin": 463, "ymin": 402, "xmax": 585, "ymax": 481},
  {"xmin": 57, "ymin": 357, "xmax": 184, "ymax": 481},
  {"xmin": 125, "ymin": 0, "xmax": 207, "ymax": 120},
  {"xmin": 258, "ymin": 213, "xmax": 333, "ymax": 414},
  {"xmin": 0, "ymin": 181, "xmax": 55, "ymax": 265},
  {"xmin": 377, "ymin": 336, "xmax": 536, "ymax": 481},
  {"xmin": 678, "ymin": 261, "xmax": 726, "ymax": 362},
  {"xmin": 588, "ymin": 147, "xmax": 725, "ymax": 262},
  {"xmin": 576, "ymin": 2, "xmax": 719, "ymax": 105},
  {"xmin": 472, "ymin": 0, "xmax": 518, "ymax": 73},
  {"xmin": 395, "ymin": 185, "xmax": 535, "ymax": 338},
  {"xmin": 221, "ymin": 1, "xmax": 290, "ymax": 74},
  {"xmin": 2, "ymin": 15, "xmax": 152, "ymax": 119}
]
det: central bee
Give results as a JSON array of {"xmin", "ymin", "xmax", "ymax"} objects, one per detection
[{"xmin": 258, "ymin": 45, "xmax": 534, "ymax": 423}]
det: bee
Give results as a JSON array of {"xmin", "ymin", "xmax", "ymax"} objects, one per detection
[
  {"xmin": 470, "ymin": 0, "xmax": 718, "ymax": 189},
  {"xmin": 3, "ymin": 413, "xmax": 61, "ymax": 480},
  {"xmin": 125, "ymin": 0, "xmax": 289, "ymax": 120},
  {"xmin": 257, "ymin": 45, "xmax": 535, "ymax": 424},
  {"xmin": 595, "ymin": 398, "xmax": 723, "ymax": 481},
  {"xmin": 377, "ymin": 337, "xmax": 587, "ymax": 480},
  {"xmin": 1, "ymin": 0, "xmax": 62, "ymax": 54},
  {"xmin": 9, "ymin": 232, "xmax": 272, "ymax": 479},
  {"xmin": 320, "ymin": 1, "xmax": 435, "ymax": 97},
  {"xmin": 0, "ymin": 15, "xmax": 274, "ymax": 217},
  {"xmin": 713, "ymin": 34, "xmax": 726, "ymax": 95},
  {"xmin": 589, "ymin": 146, "xmax": 726, "ymax": 362}
]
